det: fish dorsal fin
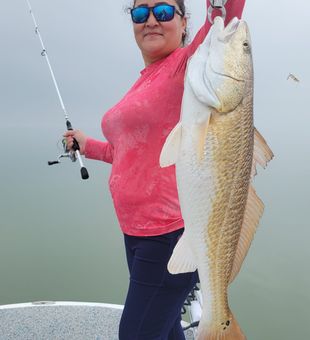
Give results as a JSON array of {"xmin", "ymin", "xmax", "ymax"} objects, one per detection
[
  {"xmin": 229, "ymin": 185, "xmax": 264, "ymax": 283},
  {"xmin": 251, "ymin": 128, "xmax": 274, "ymax": 178},
  {"xmin": 160, "ymin": 122, "xmax": 182, "ymax": 168},
  {"xmin": 167, "ymin": 232, "xmax": 197, "ymax": 274}
]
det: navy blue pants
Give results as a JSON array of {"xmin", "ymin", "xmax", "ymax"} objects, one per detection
[{"xmin": 119, "ymin": 228, "xmax": 198, "ymax": 340}]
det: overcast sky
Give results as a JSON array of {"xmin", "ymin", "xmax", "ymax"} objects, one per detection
[{"xmin": 1, "ymin": 0, "xmax": 309, "ymax": 134}]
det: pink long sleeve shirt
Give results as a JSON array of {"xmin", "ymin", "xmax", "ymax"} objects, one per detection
[{"xmin": 85, "ymin": 1, "xmax": 246, "ymax": 236}]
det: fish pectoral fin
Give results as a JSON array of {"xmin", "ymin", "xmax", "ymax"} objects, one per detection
[
  {"xmin": 229, "ymin": 185, "xmax": 265, "ymax": 283},
  {"xmin": 167, "ymin": 232, "xmax": 197, "ymax": 274},
  {"xmin": 160, "ymin": 122, "xmax": 182, "ymax": 167},
  {"xmin": 251, "ymin": 127, "xmax": 274, "ymax": 178}
]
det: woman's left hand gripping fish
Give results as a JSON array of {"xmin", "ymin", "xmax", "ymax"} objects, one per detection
[{"xmin": 160, "ymin": 16, "xmax": 274, "ymax": 340}]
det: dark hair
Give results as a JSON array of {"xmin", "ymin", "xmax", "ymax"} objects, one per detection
[
  {"xmin": 174, "ymin": 0, "xmax": 187, "ymax": 45},
  {"xmin": 131, "ymin": 0, "xmax": 188, "ymax": 45}
]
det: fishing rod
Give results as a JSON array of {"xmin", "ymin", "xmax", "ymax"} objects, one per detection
[{"xmin": 25, "ymin": 0, "xmax": 89, "ymax": 180}]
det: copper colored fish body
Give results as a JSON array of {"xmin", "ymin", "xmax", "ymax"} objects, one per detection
[{"xmin": 160, "ymin": 17, "xmax": 273, "ymax": 340}]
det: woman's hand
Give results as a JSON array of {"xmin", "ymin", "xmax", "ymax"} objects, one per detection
[{"xmin": 63, "ymin": 130, "xmax": 87, "ymax": 155}]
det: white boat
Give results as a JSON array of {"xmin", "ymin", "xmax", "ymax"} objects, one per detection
[{"xmin": 0, "ymin": 300, "xmax": 198, "ymax": 339}]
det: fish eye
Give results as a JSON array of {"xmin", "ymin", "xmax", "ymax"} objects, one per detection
[{"xmin": 243, "ymin": 40, "xmax": 251, "ymax": 53}]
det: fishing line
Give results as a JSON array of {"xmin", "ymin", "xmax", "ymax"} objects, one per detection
[{"xmin": 25, "ymin": 0, "xmax": 89, "ymax": 180}]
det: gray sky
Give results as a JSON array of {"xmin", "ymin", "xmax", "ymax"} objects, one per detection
[
  {"xmin": 0, "ymin": 1, "xmax": 309, "ymax": 337},
  {"xmin": 1, "ymin": 0, "xmax": 309, "ymax": 135}
]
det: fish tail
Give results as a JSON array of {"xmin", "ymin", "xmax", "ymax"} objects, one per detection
[{"xmin": 197, "ymin": 313, "xmax": 246, "ymax": 340}]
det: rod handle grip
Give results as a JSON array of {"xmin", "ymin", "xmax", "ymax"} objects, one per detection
[{"xmin": 81, "ymin": 167, "xmax": 89, "ymax": 180}]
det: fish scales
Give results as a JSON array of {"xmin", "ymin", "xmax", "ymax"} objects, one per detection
[{"xmin": 206, "ymin": 105, "xmax": 254, "ymax": 328}]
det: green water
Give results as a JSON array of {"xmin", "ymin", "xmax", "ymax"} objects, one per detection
[{"xmin": 0, "ymin": 125, "xmax": 309, "ymax": 340}]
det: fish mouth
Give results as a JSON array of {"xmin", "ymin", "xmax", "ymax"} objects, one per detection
[
  {"xmin": 210, "ymin": 61, "xmax": 246, "ymax": 82},
  {"xmin": 204, "ymin": 57, "xmax": 246, "ymax": 112},
  {"xmin": 204, "ymin": 57, "xmax": 245, "ymax": 111},
  {"xmin": 208, "ymin": 18, "xmax": 252, "ymax": 83}
]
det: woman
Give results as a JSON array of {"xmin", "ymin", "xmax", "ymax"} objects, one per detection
[{"xmin": 65, "ymin": 1, "xmax": 246, "ymax": 339}]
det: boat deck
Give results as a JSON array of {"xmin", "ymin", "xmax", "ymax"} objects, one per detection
[{"xmin": 0, "ymin": 302, "xmax": 195, "ymax": 339}]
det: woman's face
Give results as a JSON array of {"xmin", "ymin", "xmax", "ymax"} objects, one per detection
[{"xmin": 132, "ymin": 0, "xmax": 187, "ymax": 66}]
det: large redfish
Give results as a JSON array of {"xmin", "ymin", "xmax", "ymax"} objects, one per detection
[{"xmin": 160, "ymin": 17, "xmax": 273, "ymax": 340}]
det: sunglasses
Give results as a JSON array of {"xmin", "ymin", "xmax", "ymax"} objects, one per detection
[{"xmin": 130, "ymin": 4, "xmax": 183, "ymax": 24}]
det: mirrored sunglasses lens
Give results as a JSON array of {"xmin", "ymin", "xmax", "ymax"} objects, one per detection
[
  {"xmin": 153, "ymin": 5, "xmax": 174, "ymax": 22},
  {"xmin": 131, "ymin": 7, "xmax": 149, "ymax": 23}
]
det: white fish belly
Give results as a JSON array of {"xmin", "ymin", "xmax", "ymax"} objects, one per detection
[{"xmin": 176, "ymin": 126, "xmax": 216, "ymax": 321}]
